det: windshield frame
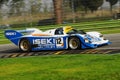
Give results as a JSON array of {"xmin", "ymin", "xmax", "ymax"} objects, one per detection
[{"xmin": 66, "ymin": 29, "xmax": 86, "ymax": 34}]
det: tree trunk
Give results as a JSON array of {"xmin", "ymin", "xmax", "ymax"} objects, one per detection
[
  {"xmin": 53, "ymin": 0, "xmax": 63, "ymax": 24},
  {"xmin": 110, "ymin": 4, "xmax": 113, "ymax": 14},
  {"xmin": 84, "ymin": 6, "xmax": 88, "ymax": 14}
]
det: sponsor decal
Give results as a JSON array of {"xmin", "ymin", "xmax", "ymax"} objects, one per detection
[
  {"xmin": 56, "ymin": 38, "xmax": 64, "ymax": 48},
  {"xmin": 33, "ymin": 38, "xmax": 56, "ymax": 49},
  {"xmin": 33, "ymin": 38, "xmax": 55, "ymax": 44},
  {"xmin": 33, "ymin": 38, "xmax": 64, "ymax": 49},
  {"xmin": 6, "ymin": 32, "xmax": 16, "ymax": 36}
]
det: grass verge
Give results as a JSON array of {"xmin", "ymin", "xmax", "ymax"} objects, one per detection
[{"xmin": 0, "ymin": 54, "xmax": 120, "ymax": 80}]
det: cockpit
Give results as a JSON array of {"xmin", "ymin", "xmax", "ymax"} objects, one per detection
[
  {"xmin": 55, "ymin": 28, "xmax": 64, "ymax": 35},
  {"xmin": 54, "ymin": 26, "xmax": 86, "ymax": 35}
]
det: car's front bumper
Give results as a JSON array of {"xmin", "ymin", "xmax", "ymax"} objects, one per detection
[
  {"xmin": 92, "ymin": 40, "xmax": 111, "ymax": 46},
  {"xmin": 81, "ymin": 40, "xmax": 111, "ymax": 49}
]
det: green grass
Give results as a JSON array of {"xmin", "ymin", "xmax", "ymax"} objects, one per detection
[
  {"xmin": 0, "ymin": 54, "xmax": 120, "ymax": 80},
  {"xmin": 0, "ymin": 20, "xmax": 120, "ymax": 44}
]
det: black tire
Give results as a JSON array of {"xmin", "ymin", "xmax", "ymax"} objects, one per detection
[
  {"xmin": 68, "ymin": 37, "xmax": 81, "ymax": 50},
  {"xmin": 19, "ymin": 39, "xmax": 31, "ymax": 52}
]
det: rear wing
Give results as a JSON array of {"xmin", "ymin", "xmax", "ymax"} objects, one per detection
[
  {"xmin": 5, "ymin": 30, "xmax": 23, "ymax": 45},
  {"xmin": 5, "ymin": 29, "xmax": 34, "ymax": 39},
  {"xmin": 4, "ymin": 29, "xmax": 34, "ymax": 45},
  {"xmin": 5, "ymin": 28, "xmax": 42, "ymax": 45},
  {"xmin": 5, "ymin": 30, "xmax": 21, "ymax": 38}
]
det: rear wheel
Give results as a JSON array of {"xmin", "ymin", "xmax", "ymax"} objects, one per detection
[
  {"xmin": 68, "ymin": 37, "xmax": 81, "ymax": 50},
  {"xmin": 19, "ymin": 39, "xmax": 31, "ymax": 52}
]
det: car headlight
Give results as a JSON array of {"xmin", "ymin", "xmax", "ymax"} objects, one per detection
[
  {"xmin": 100, "ymin": 34, "xmax": 103, "ymax": 38},
  {"xmin": 84, "ymin": 38, "xmax": 89, "ymax": 43},
  {"xmin": 99, "ymin": 34, "xmax": 106, "ymax": 40}
]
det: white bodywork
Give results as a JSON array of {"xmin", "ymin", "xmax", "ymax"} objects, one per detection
[
  {"xmin": 86, "ymin": 31, "xmax": 109, "ymax": 45},
  {"xmin": 26, "ymin": 27, "xmax": 109, "ymax": 46}
]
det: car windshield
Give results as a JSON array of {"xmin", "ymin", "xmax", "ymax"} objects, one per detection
[
  {"xmin": 55, "ymin": 28, "xmax": 64, "ymax": 35},
  {"xmin": 67, "ymin": 29, "xmax": 86, "ymax": 34}
]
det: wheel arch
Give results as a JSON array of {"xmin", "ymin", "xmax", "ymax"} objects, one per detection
[
  {"xmin": 19, "ymin": 37, "xmax": 31, "ymax": 52},
  {"xmin": 19, "ymin": 37, "xmax": 29, "ymax": 46},
  {"xmin": 67, "ymin": 36, "xmax": 81, "ymax": 49},
  {"xmin": 68, "ymin": 36, "xmax": 81, "ymax": 42}
]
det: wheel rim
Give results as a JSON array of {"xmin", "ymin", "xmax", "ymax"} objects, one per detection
[
  {"xmin": 69, "ymin": 38, "xmax": 79, "ymax": 49},
  {"xmin": 20, "ymin": 40, "xmax": 29, "ymax": 51}
]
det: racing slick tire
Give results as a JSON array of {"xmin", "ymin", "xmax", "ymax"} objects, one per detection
[
  {"xmin": 19, "ymin": 39, "xmax": 31, "ymax": 52},
  {"xmin": 68, "ymin": 37, "xmax": 81, "ymax": 50}
]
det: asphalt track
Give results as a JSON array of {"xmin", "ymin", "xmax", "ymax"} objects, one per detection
[{"xmin": 0, "ymin": 33, "xmax": 120, "ymax": 58}]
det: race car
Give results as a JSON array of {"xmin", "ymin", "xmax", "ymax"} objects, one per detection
[{"xmin": 5, "ymin": 26, "xmax": 111, "ymax": 52}]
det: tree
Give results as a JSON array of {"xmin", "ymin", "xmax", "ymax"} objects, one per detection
[
  {"xmin": 29, "ymin": 0, "xmax": 41, "ymax": 14},
  {"xmin": 69, "ymin": 0, "xmax": 82, "ymax": 12},
  {"xmin": 0, "ymin": 0, "xmax": 8, "ymax": 7},
  {"xmin": 69, "ymin": 0, "xmax": 103, "ymax": 13},
  {"xmin": 10, "ymin": 0, "xmax": 24, "ymax": 16},
  {"xmin": 81, "ymin": 0, "xmax": 103, "ymax": 13},
  {"xmin": 0, "ymin": 0, "xmax": 4, "ymax": 4},
  {"xmin": 80, "ymin": 0, "xmax": 89, "ymax": 13},
  {"xmin": 0, "ymin": 0, "xmax": 41, "ymax": 15},
  {"xmin": 0, "ymin": 0, "xmax": 6, "ymax": 4},
  {"xmin": 88, "ymin": 0, "xmax": 103, "ymax": 13},
  {"xmin": 0, "ymin": 0, "xmax": 63, "ymax": 24},
  {"xmin": 53, "ymin": 0, "xmax": 63, "ymax": 24},
  {"xmin": 0, "ymin": 0, "xmax": 21, "ymax": 6},
  {"xmin": 0, "ymin": 0, "xmax": 23, "ymax": 12},
  {"xmin": 106, "ymin": 0, "xmax": 118, "ymax": 13}
]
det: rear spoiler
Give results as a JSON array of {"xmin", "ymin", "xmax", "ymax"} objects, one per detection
[
  {"xmin": 5, "ymin": 29, "xmax": 34, "ymax": 39},
  {"xmin": 17, "ymin": 30, "xmax": 34, "ymax": 33},
  {"xmin": 4, "ymin": 29, "xmax": 34, "ymax": 45}
]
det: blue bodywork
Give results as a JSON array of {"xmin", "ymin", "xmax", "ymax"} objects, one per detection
[{"xmin": 4, "ymin": 29, "xmax": 110, "ymax": 51}]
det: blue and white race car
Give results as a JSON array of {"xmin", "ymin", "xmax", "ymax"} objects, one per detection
[{"xmin": 5, "ymin": 26, "xmax": 110, "ymax": 52}]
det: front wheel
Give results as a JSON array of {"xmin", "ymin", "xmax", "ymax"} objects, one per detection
[
  {"xmin": 68, "ymin": 37, "xmax": 81, "ymax": 50},
  {"xmin": 19, "ymin": 39, "xmax": 31, "ymax": 52}
]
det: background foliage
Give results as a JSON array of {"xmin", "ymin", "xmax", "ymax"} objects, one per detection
[{"xmin": 0, "ymin": 0, "xmax": 119, "ymax": 25}]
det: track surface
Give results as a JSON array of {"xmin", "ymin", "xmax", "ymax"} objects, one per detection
[{"xmin": 0, "ymin": 33, "xmax": 120, "ymax": 58}]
